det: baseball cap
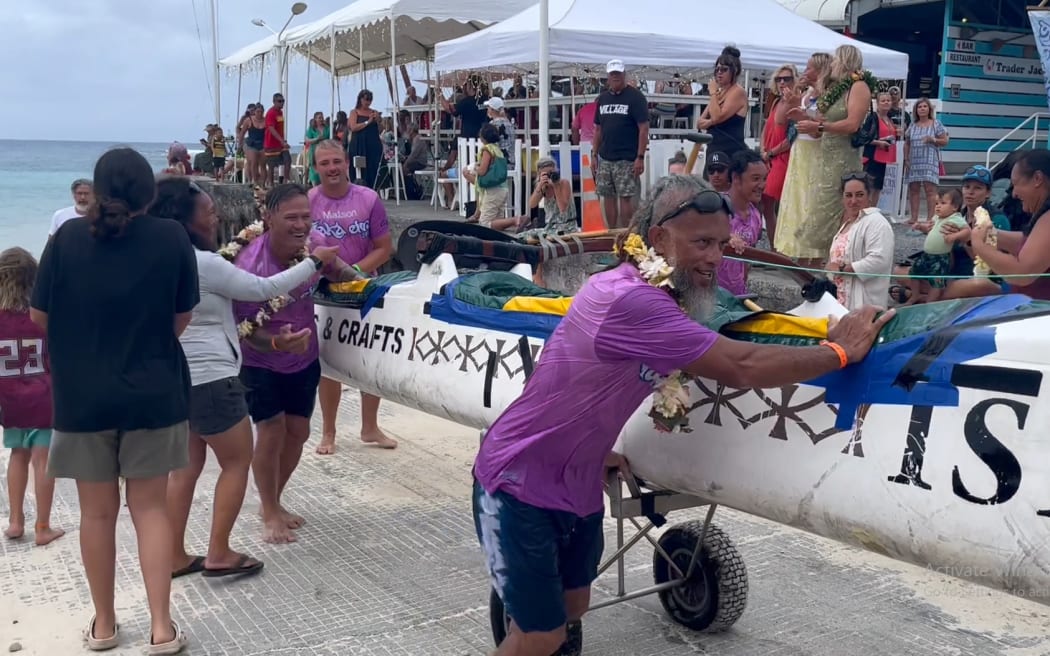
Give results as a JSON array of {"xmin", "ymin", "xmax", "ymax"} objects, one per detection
[
  {"xmin": 483, "ymin": 97, "xmax": 505, "ymax": 111},
  {"xmin": 706, "ymin": 151, "xmax": 728, "ymax": 170},
  {"xmin": 606, "ymin": 59, "xmax": 625, "ymax": 73},
  {"xmin": 962, "ymin": 164, "xmax": 993, "ymax": 186}
]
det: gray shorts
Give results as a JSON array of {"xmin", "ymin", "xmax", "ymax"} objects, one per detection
[
  {"xmin": 190, "ymin": 376, "xmax": 249, "ymax": 437},
  {"xmin": 48, "ymin": 422, "xmax": 190, "ymax": 482}
]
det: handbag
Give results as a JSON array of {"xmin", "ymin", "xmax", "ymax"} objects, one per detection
[
  {"xmin": 851, "ymin": 112, "xmax": 877, "ymax": 149},
  {"xmin": 477, "ymin": 147, "xmax": 508, "ymax": 189}
]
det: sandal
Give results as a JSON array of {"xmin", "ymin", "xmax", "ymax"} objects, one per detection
[
  {"xmin": 201, "ymin": 553, "xmax": 264, "ymax": 578},
  {"xmin": 171, "ymin": 555, "xmax": 206, "ymax": 579},
  {"xmin": 83, "ymin": 616, "xmax": 120, "ymax": 651},
  {"xmin": 148, "ymin": 621, "xmax": 188, "ymax": 655}
]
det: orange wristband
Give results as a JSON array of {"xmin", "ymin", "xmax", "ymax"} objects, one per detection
[
  {"xmin": 820, "ymin": 340, "xmax": 848, "ymax": 369},
  {"xmin": 271, "ymin": 336, "xmax": 280, "ymax": 352}
]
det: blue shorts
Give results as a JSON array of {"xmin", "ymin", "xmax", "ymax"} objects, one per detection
[
  {"xmin": 3, "ymin": 428, "xmax": 52, "ymax": 450},
  {"xmin": 471, "ymin": 479, "xmax": 604, "ymax": 633}
]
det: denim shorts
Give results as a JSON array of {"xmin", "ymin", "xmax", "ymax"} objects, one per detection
[
  {"xmin": 471, "ymin": 479, "xmax": 604, "ymax": 633},
  {"xmin": 189, "ymin": 376, "xmax": 249, "ymax": 437}
]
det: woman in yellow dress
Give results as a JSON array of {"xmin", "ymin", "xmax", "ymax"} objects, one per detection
[{"xmin": 775, "ymin": 45, "xmax": 875, "ymax": 269}]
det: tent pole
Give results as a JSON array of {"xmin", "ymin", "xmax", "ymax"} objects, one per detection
[
  {"xmin": 305, "ymin": 57, "xmax": 312, "ymax": 143},
  {"xmin": 330, "ymin": 24, "xmax": 337, "ymax": 146},
  {"xmin": 258, "ymin": 53, "xmax": 266, "ymax": 103},
  {"xmin": 391, "ymin": 18, "xmax": 401, "ymax": 205},
  {"xmin": 360, "ymin": 31, "xmax": 366, "ymax": 88},
  {"xmin": 538, "ymin": 0, "xmax": 550, "ymax": 155},
  {"xmin": 211, "ymin": 0, "xmax": 221, "ymax": 125}
]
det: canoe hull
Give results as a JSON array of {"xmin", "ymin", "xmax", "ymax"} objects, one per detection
[{"xmin": 315, "ymin": 255, "xmax": 1050, "ymax": 604}]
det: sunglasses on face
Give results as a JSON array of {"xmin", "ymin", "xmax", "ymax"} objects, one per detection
[
  {"xmin": 655, "ymin": 190, "xmax": 732, "ymax": 226},
  {"xmin": 774, "ymin": 76, "xmax": 795, "ymax": 84},
  {"xmin": 714, "ymin": 66, "xmax": 731, "ymax": 74},
  {"xmin": 275, "ymin": 98, "xmax": 285, "ymax": 104}
]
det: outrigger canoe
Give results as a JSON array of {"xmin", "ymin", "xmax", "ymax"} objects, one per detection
[{"xmin": 312, "ymin": 223, "xmax": 1050, "ymax": 624}]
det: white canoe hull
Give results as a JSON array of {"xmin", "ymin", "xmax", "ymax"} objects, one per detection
[{"xmin": 315, "ymin": 254, "xmax": 1050, "ymax": 604}]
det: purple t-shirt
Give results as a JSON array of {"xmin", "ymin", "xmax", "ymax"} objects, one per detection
[
  {"xmin": 473, "ymin": 263, "xmax": 720, "ymax": 517},
  {"xmin": 233, "ymin": 231, "xmax": 323, "ymax": 374},
  {"xmin": 308, "ymin": 184, "xmax": 390, "ymax": 270},
  {"xmin": 717, "ymin": 202, "xmax": 763, "ymax": 296}
]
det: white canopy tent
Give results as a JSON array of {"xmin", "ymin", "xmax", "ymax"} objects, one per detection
[
  {"xmin": 433, "ymin": 0, "xmax": 910, "ymax": 79},
  {"xmin": 283, "ymin": 0, "xmax": 538, "ymax": 78}
]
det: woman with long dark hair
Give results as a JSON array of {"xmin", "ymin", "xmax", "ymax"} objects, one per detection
[
  {"xmin": 348, "ymin": 90, "xmax": 384, "ymax": 188},
  {"xmin": 30, "ymin": 147, "xmax": 198, "ymax": 653},
  {"xmin": 970, "ymin": 148, "xmax": 1050, "ymax": 300},
  {"xmin": 150, "ymin": 177, "xmax": 337, "ymax": 579}
]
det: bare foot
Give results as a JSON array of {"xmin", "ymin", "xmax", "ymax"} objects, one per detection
[
  {"xmin": 261, "ymin": 517, "xmax": 297, "ymax": 544},
  {"xmin": 279, "ymin": 507, "xmax": 305, "ymax": 529},
  {"xmin": 315, "ymin": 434, "xmax": 336, "ymax": 455},
  {"xmin": 34, "ymin": 526, "xmax": 65, "ymax": 546},
  {"xmin": 4, "ymin": 519, "xmax": 24, "ymax": 540},
  {"xmin": 361, "ymin": 427, "xmax": 398, "ymax": 449}
]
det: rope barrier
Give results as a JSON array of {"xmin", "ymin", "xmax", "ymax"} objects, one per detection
[{"xmin": 722, "ymin": 255, "xmax": 1043, "ymax": 281}]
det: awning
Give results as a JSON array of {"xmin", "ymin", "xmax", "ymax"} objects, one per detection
[{"xmin": 775, "ymin": 0, "xmax": 854, "ymax": 27}]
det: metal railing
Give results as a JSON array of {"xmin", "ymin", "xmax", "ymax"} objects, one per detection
[{"xmin": 985, "ymin": 112, "xmax": 1050, "ymax": 171}]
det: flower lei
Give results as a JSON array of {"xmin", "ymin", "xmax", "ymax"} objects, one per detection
[
  {"xmin": 817, "ymin": 69, "xmax": 878, "ymax": 114},
  {"xmin": 218, "ymin": 220, "xmax": 310, "ymax": 338},
  {"xmin": 614, "ymin": 233, "xmax": 694, "ymax": 433}
]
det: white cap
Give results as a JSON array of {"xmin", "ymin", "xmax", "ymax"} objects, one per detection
[
  {"xmin": 483, "ymin": 97, "xmax": 505, "ymax": 111},
  {"xmin": 606, "ymin": 59, "xmax": 625, "ymax": 73}
]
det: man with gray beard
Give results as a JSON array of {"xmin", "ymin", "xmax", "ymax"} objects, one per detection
[
  {"xmin": 48, "ymin": 178, "xmax": 94, "ymax": 239},
  {"xmin": 471, "ymin": 174, "xmax": 895, "ymax": 656}
]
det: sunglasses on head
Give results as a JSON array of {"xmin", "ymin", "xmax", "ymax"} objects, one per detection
[
  {"xmin": 964, "ymin": 166, "xmax": 992, "ymax": 184},
  {"xmin": 655, "ymin": 190, "xmax": 732, "ymax": 226},
  {"xmin": 841, "ymin": 171, "xmax": 868, "ymax": 183}
]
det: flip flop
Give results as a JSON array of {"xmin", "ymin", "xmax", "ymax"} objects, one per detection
[
  {"xmin": 171, "ymin": 555, "xmax": 206, "ymax": 579},
  {"xmin": 201, "ymin": 554, "xmax": 264, "ymax": 578}
]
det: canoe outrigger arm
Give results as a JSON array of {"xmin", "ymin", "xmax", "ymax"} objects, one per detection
[{"xmin": 486, "ymin": 443, "xmax": 749, "ymax": 647}]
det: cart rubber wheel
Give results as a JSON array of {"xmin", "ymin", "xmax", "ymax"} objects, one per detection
[
  {"xmin": 489, "ymin": 587, "xmax": 510, "ymax": 647},
  {"xmin": 652, "ymin": 521, "xmax": 748, "ymax": 632}
]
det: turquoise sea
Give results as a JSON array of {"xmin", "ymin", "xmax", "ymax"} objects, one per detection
[{"xmin": 0, "ymin": 139, "xmax": 182, "ymax": 257}]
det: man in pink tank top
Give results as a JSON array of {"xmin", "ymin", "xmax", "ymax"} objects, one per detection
[{"xmin": 308, "ymin": 139, "xmax": 396, "ymax": 454}]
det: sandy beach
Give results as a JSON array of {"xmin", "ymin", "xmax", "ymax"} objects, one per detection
[{"xmin": 3, "ymin": 385, "xmax": 1050, "ymax": 655}]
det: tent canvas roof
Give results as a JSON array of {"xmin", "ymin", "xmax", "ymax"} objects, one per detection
[
  {"xmin": 280, "ymin": 0, "xmax": 537, "ymax": 76},
  {"xmin": 433, "ymin": 0, "xmax": 910, "ymax": 79}
]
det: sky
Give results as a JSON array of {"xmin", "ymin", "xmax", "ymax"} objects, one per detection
[{"xmin": 0, "ymin": 0, "xmax": 427, "ymax": 145}]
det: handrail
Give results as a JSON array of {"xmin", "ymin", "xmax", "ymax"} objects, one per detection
[{"xmin": 986, "ymin": 112, "xmax": 1050, "ymax": 170}]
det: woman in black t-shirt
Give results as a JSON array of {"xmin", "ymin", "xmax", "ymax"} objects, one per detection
[{"xmin": 30, "ymin": 147, "xmax": 198, "ymax": 653}]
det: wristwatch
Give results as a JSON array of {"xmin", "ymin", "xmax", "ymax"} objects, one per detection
[{"xmin": 309, "ymin": 255, "xmax": 323, "ymax": 270}]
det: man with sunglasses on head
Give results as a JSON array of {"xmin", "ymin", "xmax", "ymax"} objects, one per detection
[
  {"xmin": 472, "ymin": 174, "xmax": 895, "ymax": 656},
  {"xmin": 264, "ymin": 92, "xmax": 292, "ymax": 188}
]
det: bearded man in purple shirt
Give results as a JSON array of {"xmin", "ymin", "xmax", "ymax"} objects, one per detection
[{"xmin": 472, "ymin": 174, "xmax": 894, "ymax": 656}]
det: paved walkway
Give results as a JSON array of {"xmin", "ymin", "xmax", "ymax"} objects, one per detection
[{"xmin": 3, "ymin": 389, "xmax": 1050, "ymax": 655}]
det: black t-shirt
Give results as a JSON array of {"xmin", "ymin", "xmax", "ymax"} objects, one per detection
[
  {"xmin": 456, "ymin": 95, "xmax": 489, "ymax": 139},
  {"xmin": 31, "ymin": 214, "xmax": 200, "ymax": 433},
  {"xmin": 593, "ymin": 86, "xmax": 649, "ymax": 162}
]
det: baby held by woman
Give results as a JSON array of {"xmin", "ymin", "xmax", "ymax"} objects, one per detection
[{"xmin": 905, "ymin": 188, "xmax": 969, "ymax": 304}]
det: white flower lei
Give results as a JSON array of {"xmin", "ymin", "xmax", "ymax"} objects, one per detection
[
  {"xmin": 614, "ymin": 233, "xmax": 693, "ymax": 433},
  {"xmin": 219, "ymin": 220, "xmax": 310, "ymax": 339}
]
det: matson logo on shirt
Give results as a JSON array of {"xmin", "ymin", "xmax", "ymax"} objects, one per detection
[
  {"xmin": 314, "ymin": 218, "xmax": 370, "ymax": 240},
  {"xmin": 599, "ymin": 104, "xmax": 631, "ymax": 116}
]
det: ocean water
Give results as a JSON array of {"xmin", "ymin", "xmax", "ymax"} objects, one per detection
[{"xmin": 0, "ymin": 139, "xmax": 176, "ymax": 257}]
